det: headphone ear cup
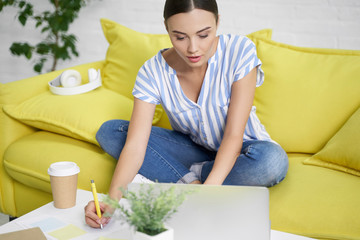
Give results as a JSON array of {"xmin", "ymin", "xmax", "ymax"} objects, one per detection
[
  {"xmin": 60, "ymin": 70, "xmax": 82, "ymax": 88},
  {"xmin": 88, "ymin": 68, "xmax": 98, "ymax": 82}
]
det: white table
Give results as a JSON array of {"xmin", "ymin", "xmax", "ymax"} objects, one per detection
[{"xmin": 0, "ymin": 189, "xmax": 313, "ymax": 240}]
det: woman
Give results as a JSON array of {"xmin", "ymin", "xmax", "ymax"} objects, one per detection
[{"xmin": 85, "ymin": 0, "xmax": 288, "ymax": 228}]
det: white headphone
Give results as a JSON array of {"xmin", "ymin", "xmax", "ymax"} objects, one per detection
[{"xmin": 48, "ymin": 68, "xmax": 102, "ymax": 95}]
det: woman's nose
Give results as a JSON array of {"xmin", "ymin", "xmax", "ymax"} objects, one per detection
[{"xmin": 187, "ymin": 38, "xmax": 198, "ymax": 54}]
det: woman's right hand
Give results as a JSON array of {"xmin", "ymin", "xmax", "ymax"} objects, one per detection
[{"xmin": 84, "ymin": 200, "xmax": 113, "ymax": 228}]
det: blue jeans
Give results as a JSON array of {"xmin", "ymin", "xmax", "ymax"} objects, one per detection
[{"xmin": 96, "ymin": 120, "xmax": 288, "ymax": 187}]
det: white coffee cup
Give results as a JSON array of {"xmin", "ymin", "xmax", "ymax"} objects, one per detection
[{"xmin": 48, "ymin": 161, "xmax": 80, "ymax": 209}]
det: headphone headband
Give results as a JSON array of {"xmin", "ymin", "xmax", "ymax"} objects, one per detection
[{"xmin": 48, "ymin": 69, "xmax": 102, "ymax": 95}]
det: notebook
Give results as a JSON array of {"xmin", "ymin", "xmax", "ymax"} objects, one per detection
[
  {"xmin": 0, "ymin": 227, "xmax": 47, "ymax": 240},
  {"xmin": 127, "ymin": 183, "xmax": 270, "ymax": 240}
]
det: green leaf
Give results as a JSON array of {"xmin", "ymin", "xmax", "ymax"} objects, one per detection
[
  {"xmin": 36, "ymin": 42, "xmax": 50, "ymax": 55},
  {"xmin": 33, "ymin": 62, "xmax": 43, "ymax": 73},
  {"xmin": 33, "ymin": 15, "xmax": 44, "ymax": 28},
  {"xmin": 61, "ymin": 34, "xmax": 78, "ymax": 56},
  {"xmin": 19, "ymin": 1, "xmax": 26, "ymax": 8},
  {"xmin": 25, "ymin": 50, "xmax": 32, "ymax": 59},
  {"xmin": 10, "ymin": 42, "xmax": 34, "ymax": 59},
  {"xmin": 0, "ymin": 0, "xmax": 16, "ymax": 10},
  {"xmin": 17, "ymin": 3, "xmax": 33, "ymax": 26},
  {"xmin": 18, "ymin": 14, "xmax": 27, "ymax": 25},
  {"xmin": 41, "ymin": 26, "xmax": 50, "ymax": 33}
]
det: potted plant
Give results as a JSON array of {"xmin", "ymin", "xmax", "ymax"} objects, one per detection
[
  {"xmin": 103, "ymin": 183, "xmax": 194, "ymax": 240},
  {"xmin": 0, "ymin": 0, "xmax": 89, "ymax": 73}
]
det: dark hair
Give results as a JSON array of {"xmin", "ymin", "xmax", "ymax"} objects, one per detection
[{"xmin": 164, "ymin": 0, "xmax": 218, "ymax": 23}]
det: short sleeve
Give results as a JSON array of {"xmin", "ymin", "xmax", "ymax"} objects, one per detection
[
  {"xmin": 234, "ymin": 37, "xmax": 264, "ymax": 87},
  {"xmin": 132, "ymin": 62, "xmax": 161, "ymax": 105}
]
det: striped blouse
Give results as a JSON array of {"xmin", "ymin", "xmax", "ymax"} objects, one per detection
[{"xmin": 133, "ymin": 34, "xmax": 273, "ymax": 151}]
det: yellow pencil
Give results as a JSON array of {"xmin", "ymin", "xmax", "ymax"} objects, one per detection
[{"xmin": 90, "ymin": 179, "xmax": 103, "ymax": 229}]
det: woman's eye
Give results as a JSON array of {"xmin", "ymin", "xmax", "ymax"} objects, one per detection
[
  {"xmin": 175, "ymin": 35, "xmax": 186, "ymax": 40},
  {"xmin": 199, "ymin": 34, "xmax": 208, "ymax": 39}
]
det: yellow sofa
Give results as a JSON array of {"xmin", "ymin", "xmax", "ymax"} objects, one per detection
[{"xmin": 1, "ymin": 18, "xmax": 360, "ymax": 239}]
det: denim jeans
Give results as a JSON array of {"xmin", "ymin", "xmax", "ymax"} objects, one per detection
[{"xmin": 96, "ymin": 119, "xmax": 289, "ymax": 187}]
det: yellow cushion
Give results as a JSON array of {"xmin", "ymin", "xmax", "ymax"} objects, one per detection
[
  {"xmin": 3, "ymin": 88, "xmax": 163, "ymax": 145},
  {"xmin": 252, "ymin": 38, "xmax": 360, "ymax": 153},
  {"xmin": 247, "ymin": 28, "xmax": 272, "ymax": 40},
  {"xmin": 101, "ymin": 18, "xmax": 173, "ymax": 98},
  {"xmin": 303, "ymin": 108, "xmax": 360, "ymax": 176}
]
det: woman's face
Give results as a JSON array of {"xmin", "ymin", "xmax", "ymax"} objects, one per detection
[{"xmin": 166, "ymin": 9, "xmax": 218, "ymax": 69}]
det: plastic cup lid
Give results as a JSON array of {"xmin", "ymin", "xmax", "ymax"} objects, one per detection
[{"xmin": 48, "ymin": 161, "xmax": 80, "ymax": 177}]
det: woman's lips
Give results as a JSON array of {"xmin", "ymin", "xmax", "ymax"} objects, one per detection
[{"xmin": 187, "ymin": 56, "xmax": 201, "ymax": 63}]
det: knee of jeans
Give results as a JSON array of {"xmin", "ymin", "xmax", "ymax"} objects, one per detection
[
  {"xmin": 263, "ymin": 143, "xmax": 289, "ymax": 187},
  {"xmin": 96, "ymin": 120, "xmax": 112, "ymax": 144},
  {"xmin": 246, "ymin": 141, "xmax": 289, "ymax": 187},
  {"xmin": 95, "ymin": 119, "xmax": 129, "ymax": 146}
]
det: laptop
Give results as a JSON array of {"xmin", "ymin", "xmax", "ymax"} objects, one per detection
[{"xmin": 127, "ymin": 183, "xmax": 270, "ymax": 240}]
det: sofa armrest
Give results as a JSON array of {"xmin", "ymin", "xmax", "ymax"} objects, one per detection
[{"xmin": 0, "ymin": 60, "xmax": 105, "ymax": 215}]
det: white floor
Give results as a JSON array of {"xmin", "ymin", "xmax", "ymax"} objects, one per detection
[{"xmin": 0, "ymin": 213, "xmax": 9, "ymax": 226}]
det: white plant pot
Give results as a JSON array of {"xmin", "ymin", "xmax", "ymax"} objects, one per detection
[{"xmin": 131, "ymin": 226, "xmax": 174, "ymax": 240}]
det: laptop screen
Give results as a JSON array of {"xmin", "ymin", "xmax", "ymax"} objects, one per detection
[{"xmin": 128, "ymin": 183, "xmax": 270, "ymax": 240}]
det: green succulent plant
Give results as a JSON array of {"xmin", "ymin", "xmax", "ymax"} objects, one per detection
[{"xmin": 103, "ymin": 183, "xmax": 195, "ymax": 236}]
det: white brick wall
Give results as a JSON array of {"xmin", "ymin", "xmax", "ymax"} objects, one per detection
[{"xmin": 1, "ymin": 0, "xmax": 359, "ymax": 83}]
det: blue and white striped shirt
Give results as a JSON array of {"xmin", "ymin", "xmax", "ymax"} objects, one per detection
[{"xmin": 133, "ymin": 34, "xmax": 273, "ymax": 151}]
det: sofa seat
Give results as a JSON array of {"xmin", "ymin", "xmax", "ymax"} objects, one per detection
[
  {"xmin": 4, "ymin": 131, "xmax": 116, "ymax": 201},
  {"xmin": 4, "ymin": 131, "xmax": 360, "ymax": 239},
  {"xmin": 270, "ymin": 154, "xmax": 360, "ymax": 239}
]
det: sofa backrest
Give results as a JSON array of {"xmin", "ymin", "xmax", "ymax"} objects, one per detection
[{"xmin": 100, "ymin": 18, "xmax": 360, "ymax": 154}]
